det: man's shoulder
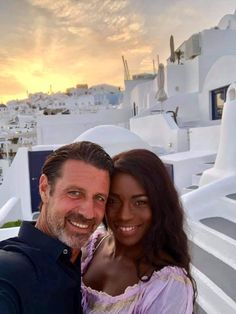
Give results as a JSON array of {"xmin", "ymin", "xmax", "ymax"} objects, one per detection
[
  {"xmin": 0, "ymin": 236, "xmax": 18, "ymax": 247},
  {"xmin": 0, "ymin": 239, "xmax": 36, "ymax": 278},
  {"xmin": 0, "ymin": 237, "xmax": 27, "ymax": 257}
]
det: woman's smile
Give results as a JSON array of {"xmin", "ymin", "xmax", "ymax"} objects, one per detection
[{"xmin": 106, "ymin": 172, "xmax": 152, "ymax": 247}]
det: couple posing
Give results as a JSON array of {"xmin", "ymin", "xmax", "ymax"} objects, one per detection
[{"xmin": 0, "ymin": 141, "xmax": 196, "ymax": 313}]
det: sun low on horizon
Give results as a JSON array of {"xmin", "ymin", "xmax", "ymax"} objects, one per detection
[
  {"xmin": 1, "ymin": 57, "xmax": 123, "ymax": 103},
  {"xmin": 0, "ymin": 0, "xmax": 235, "ymax": 104}
]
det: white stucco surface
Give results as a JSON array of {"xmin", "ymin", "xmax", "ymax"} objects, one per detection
[
  {"xmin": 37, "ymin": 108, "xmax": 132, "ymax": 145},
  {"xmin": 74, "ymin": 125, "xmax": 152, "ymax": 157},
  {"xmin": 130, "ymin": 113, "xmax": 189, "ymax": 153},
  {"xmin": 200, "ymin": 84, "xmax": 236, "ymax": 184},
  {"xmin": 218, "ymin": 11, "xmax": 236, "ymax": 30}
]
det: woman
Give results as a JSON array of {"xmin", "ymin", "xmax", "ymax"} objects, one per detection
[{"xmin": 82, "ymin": 149, "xmax": 196, "ymax": 313}]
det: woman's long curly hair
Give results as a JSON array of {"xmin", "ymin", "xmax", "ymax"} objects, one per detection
[{"xmin": 110, "ymin": 148, "xmax": 197, "ymax": 303}]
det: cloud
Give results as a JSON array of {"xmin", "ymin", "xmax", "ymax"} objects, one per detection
[
  {"xmin": 1, "ymin": 0, "xmax": 155, "ymax": 87},
  {"xmin": 25, "ymin": 0, "xmax": 148, "ymax": 55},
  {"xmin": 21, "ymin": 0, "xmax": 154, "ymax": 82},
  {"xmin": 1, "ymin": 0, "xmax": 236, "ymax": 102},
  {"xmin": 0, "ymin": 75, "xmax": 25, "ymax": 96}
]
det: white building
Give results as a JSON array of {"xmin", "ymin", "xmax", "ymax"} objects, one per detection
[
  {"xmin": 128, "ymin": 11, "xmax": 236, "ymax": 155},
  {"xmin": 0, "ymin": 12, "xmax": 236, "ymax": 313}
]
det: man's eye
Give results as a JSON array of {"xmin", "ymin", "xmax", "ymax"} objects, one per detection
[
  {"xmin": 95, "ymin": 195, "xmax": 106, "ymax": 202},
  {"xmin": 68, "ymin": 191, "xmax": 81, "ymax": 198}
]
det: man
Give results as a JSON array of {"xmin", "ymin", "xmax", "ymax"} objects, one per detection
[{"xmin": 0, "ymin": 141, "xmax": 113, "ymax": 313}]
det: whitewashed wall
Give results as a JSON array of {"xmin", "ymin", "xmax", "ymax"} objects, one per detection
[
  {"xmin": 130, "ymin": 113, "xmax": 189, "ymax": 153},
  {"xmin": 0, "ymin": 148, "xmax": 32, "ymax": 220},
  {"xmin": 37, "ymin": 108, "xmax": 132, "ymax": 145},
  {"xmin": 189, "ymin": 123, "xmax": 221, "ymax": 151},
  {"xmin": 130, "ymin": 79, "xmax": 156, "ymax": 113},
  {"xmin": 199, "ymin": 55, "xmax": 236, "ymax": 121},
  {"xmin": 167, "ymin": 59, "xmax": 199, "ymax": 97},
  {"xmin": 123, "ymin": 79, "xmax": 152, "ymax": 107},
  {"xmin": 166, "ymin": 64, "xmax": 185, "ymax": 96},
  {"xmin": 0, "ymin": 160, "xmax": 9, "ymax": 179},
  {"xmin": 201, "ymin": 29, "xmax": 236, "ymax": 57},
  {"xmin": 161, "ymin": 151, "xmax": 216, "ymax": 193},
  {"xmin": 76, "ymin": 125, "xmax": 152, "ymax": 157}
]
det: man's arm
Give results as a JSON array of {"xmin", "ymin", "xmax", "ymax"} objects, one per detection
[{"xmin": 0, "ymin": 280, "xmax": 21, "ymax": 314}]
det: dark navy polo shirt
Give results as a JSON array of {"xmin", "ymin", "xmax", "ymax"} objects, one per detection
[{"xmin": 0, "ymin": 221, "xmax": 83, "ymax": 314}]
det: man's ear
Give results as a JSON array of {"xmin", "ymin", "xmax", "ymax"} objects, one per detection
[{"xmin": 39, "ymin": 174, "xmax": 50, "ymax": 204}]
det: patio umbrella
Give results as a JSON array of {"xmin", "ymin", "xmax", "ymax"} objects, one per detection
[
  {"xmin": 156, "ymin": 63, "xmax": 167, "ymax": 111},
  {"xmin": 170, "ymin": 35, "xmax": 175, "ymax": 63}
]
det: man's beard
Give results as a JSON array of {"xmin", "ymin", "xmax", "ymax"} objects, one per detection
[
  {"xmin": 58, "ymin": 229, "xmax": 91, "ymax": 249},
  {"xmin": 46, "ymin": 210, "xmax": 96, "ymax": 249}
]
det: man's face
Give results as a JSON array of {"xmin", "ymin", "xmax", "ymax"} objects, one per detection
[{"xmin": 39, "ymin": 160, "xmax": 110, "ymax": 249}]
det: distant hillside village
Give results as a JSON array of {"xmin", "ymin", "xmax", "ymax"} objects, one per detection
[
  {"xmin": 1, "ymin": 11, "xmax": 236, "ymax": 313},
  {"xmin": 2, "ymin": 9, "xmax": 236, "ymax": 187},
  {"xmin": 0, "ymin": 83, "xmax": 123, "ymax": 162}
]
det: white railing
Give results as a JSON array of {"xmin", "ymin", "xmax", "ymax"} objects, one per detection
[
  {"xmin": 0, "ymin": 197, "xmax": 22, "ymax": 227},
  {"xmin": 0, "ymin": 226, "xmax": 20, "ymax": 241}
]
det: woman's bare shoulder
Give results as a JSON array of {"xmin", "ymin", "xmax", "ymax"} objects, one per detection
[{"xmin": 81, "ymin": 228, "xmax": 108, "ymax": 262}]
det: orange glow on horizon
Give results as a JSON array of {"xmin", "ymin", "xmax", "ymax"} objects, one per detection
[
  {"xmin": 1, "ymin": 1, "xmax": 235, "ymax": 104},
  {"xmin": 0, "ymin": 57, "xmax": 124, "ymax": 104}
]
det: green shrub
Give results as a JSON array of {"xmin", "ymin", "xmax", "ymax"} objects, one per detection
[{"xmin": 1, "ymin": 220, "xmax": 22, "ymax": 228}]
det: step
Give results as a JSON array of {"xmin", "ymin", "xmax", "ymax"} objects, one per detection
[
  {"xmin": 194, "ymin": 303, "xmax": 207, "ymax": 314},
  {"xmin": 186, "ymin": 184, "xmax": 199, "ymax": 189},
  {"xmin": 200, "ymin": 217, "xmax": 236, "ymax": 240},
  {"xmin": 190, "ymin": 241, "xmax": 236, "ymax": 301},
  {"xmin": 192, "ymin": 172, "xmax": 202, "ymax": 186},
  {"xmin": 188, "ymin": 219, "xmax": 236, "ymax": 269},
  {"xmin": 192, "ymin": 265, "xmax": 236, "ymax": 314},
  {"xmin": 182, "ymin": 184, "xmax": 199, "ymax": 195},
  {"xmin": 226, "ymin": 193, "xmax": 236, "ymax": 201},
  {"xmin": 186, "ymin": 196, "xmax": 236, "ymax": 223},
  {"xmin": 204, "ymin": 161, "xmax": 215, "ymax": 165}
]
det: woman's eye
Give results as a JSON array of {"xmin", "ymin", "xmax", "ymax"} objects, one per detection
[
  {"xmin": 135, "ymin": 200, "xmax": 148, "ymax": 206},
  {"xmin": 107, "ymin": 198, "xmax": 115, "ymax": 204},
  {"xmin": 107, "ymin": 198, "xmax": 120, "ymax": 206}
]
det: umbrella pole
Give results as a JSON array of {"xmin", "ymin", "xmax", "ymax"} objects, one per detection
[{"xmin": 160, "ymin": 101, "xmax": 164, "ymax": 113}]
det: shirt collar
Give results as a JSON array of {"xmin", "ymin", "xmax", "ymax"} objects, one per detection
[{"xmin": 18, "ymin": 221, "xmax": 75, "ymax": 262}]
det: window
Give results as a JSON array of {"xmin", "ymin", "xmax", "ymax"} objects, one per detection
[{"xmin": 211, "ymin": 85, "xmax": 229, "ymax": 120}]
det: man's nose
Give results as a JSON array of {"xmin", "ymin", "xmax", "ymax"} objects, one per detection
[{"xmin": 78, "ymin": 198, "xmax": 95, "ymax": 220}]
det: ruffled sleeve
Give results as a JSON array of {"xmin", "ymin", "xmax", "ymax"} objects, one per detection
[
  {"xmin": 81, "ymin": 228, "xmax": 106, "ymax": 274},
  {"xmin": 138, "ymin": 266, "xmax": 193, "ymax": 314}
]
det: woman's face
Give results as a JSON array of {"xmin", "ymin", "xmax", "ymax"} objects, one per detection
[{"xmin": 106, "ymin": 172, "xmax": 152, "ymax": 248}]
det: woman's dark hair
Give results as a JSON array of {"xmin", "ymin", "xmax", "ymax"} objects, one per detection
[{"xmin": 110, "ymin": 148, "xmax": 197, "ymax": 302}]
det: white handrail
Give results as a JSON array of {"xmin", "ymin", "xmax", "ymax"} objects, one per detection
[
  {"xmin": 182, "ymin": 175, "xmax": 236, "ymax": 217},
  {"xmin": 0, "ymin": 197, "xmax": 22, "ymax": 227}
]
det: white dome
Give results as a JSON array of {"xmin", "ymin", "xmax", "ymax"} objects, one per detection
[
  {"xmin": 74, "ymin": 125, "xmax": 152, "ymax": 156},
  {"xmin": 218, "ymin": 10, "xmax": 236, "ymax": 30}
]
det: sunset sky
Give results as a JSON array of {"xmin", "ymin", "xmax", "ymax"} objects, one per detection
[{"xmin": 0, "ymin": 0, "xmax": 235, "ymax": 103}]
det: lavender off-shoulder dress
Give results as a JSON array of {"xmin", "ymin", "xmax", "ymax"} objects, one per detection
[{"xmin": 82, "ymin": 231, "xmax": 193, "ymax": 314}]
